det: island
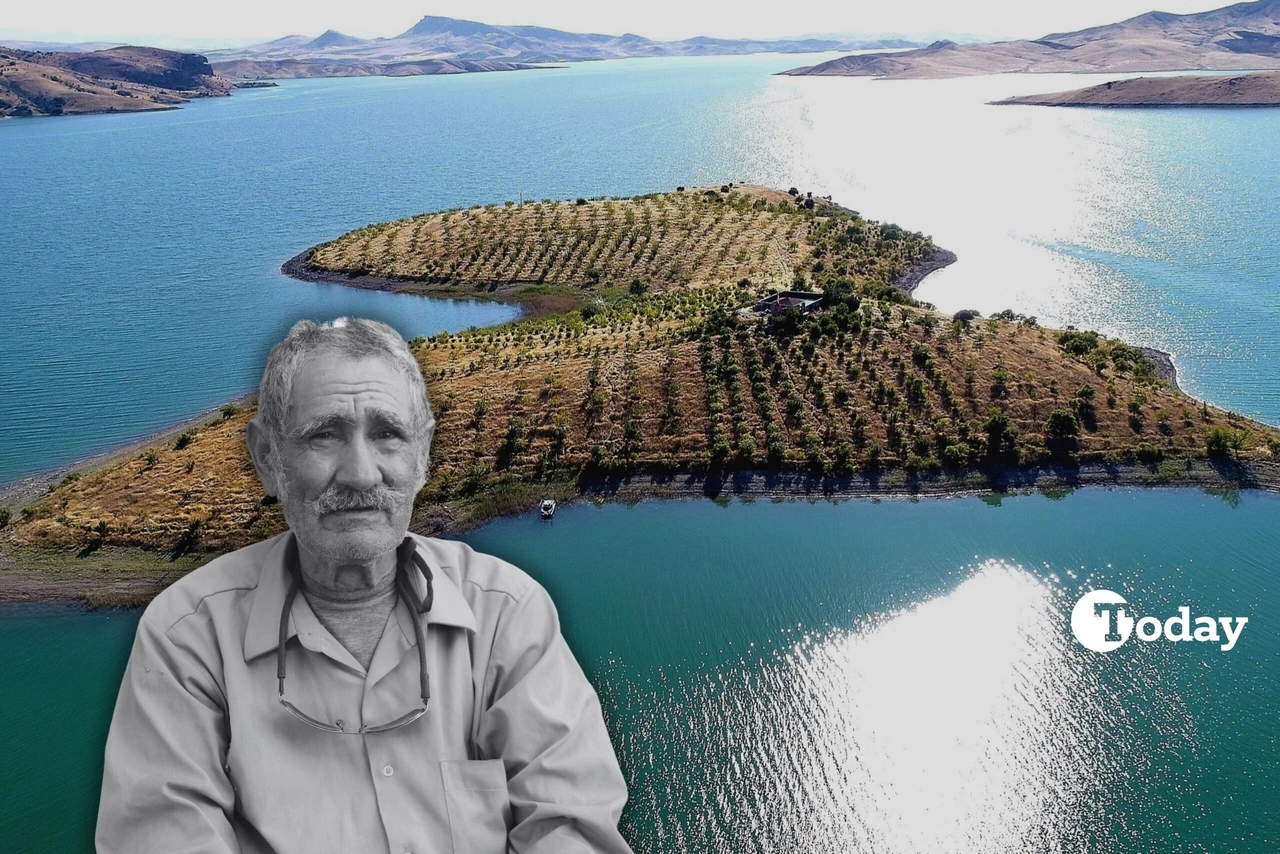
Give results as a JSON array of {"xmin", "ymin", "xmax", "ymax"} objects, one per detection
[
  {"xmin": 779, "ymin": 0, "xmax": 1280, "ymax": 79},
  {"xmin": 3, "ymin": 185, "xmax": 1278, "ymax": 604},
  {"xmin": 993, "ymin": 71, "xmax": 1280, "ymax": 107},
  {"xmin": 0, "ymin": 45, "xmax": 231, "ymax": 117}
]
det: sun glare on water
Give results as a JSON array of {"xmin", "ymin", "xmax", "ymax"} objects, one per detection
[{"xmin": 625, "ymin": 559, "xmax": 1175, "ymax": 853}]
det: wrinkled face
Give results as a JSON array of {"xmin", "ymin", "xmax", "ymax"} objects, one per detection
[{"xmin": 272, "ymin": 353, "xmax": 426, "ymax": 565}]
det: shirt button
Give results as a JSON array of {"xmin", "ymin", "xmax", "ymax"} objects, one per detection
[{"xmin": 382, "ymin": 764, "xmax": 394, "ymax": 778}]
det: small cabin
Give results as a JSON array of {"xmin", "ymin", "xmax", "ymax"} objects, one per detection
[{"xmin": 753, "ymin": 290, "xmax": 824, "ymax": 316}]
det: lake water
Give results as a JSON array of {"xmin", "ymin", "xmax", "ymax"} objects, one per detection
[
  {"xmin": 4, "ymin": 53, "xmax": 1280, "ymax": 852},
  {"xmin": 4, "ymin": 489, "xmax": 1278, "ymax": 851},
  {"xmin": 3, "ymin": 55, "xmax": 1280, "ymax": 484}
]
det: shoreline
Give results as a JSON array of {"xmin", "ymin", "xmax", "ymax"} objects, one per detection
[
  {"xmin": 1139, "ymin": 346, "xmax": 1180, "ymax": 392},
  {"xmin": 892, "ymin": 247, "xmax": 957, "ymax": 295},
  {"xmin": 0, "ymin": 391, "xmax": 258, "ymax": 509},
  {"xmin": 4, "ymin": 461, "xmax": 1277, "ymax": 607},
  {"xmin": 281, "ymin": 248, "xmax": 581, "ymax": 321},
  {"xmin": 431, "ymin": 458, "xmax": 1280, "ymax": 539}
]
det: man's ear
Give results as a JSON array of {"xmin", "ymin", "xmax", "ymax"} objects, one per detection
[{"xmin": 245, "ymin": 419, "xmax": 281, "ymax": 498}]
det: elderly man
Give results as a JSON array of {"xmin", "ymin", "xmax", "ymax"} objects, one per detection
[{"xmin": 97, "ymin": 317, "xmax": 632, "ymax": 854}]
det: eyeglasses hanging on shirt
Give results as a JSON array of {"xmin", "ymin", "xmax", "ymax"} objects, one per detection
[{"xmin": 276, "ymin": 536, "xmax": 433, "ymax": 734}]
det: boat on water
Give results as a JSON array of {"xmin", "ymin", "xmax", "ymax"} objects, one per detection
[{"xmin": 539, "ymin": 499, "xmax": 557, "ymax": 519}]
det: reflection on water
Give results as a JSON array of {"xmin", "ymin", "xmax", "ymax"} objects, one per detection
[
  {"xmin": 612, "ymin": 560, "xmax": 1191, "ymax": 852},
  {"xmin": 459, "ymin": 490, "xmax": 1277, "ymax": 852}
]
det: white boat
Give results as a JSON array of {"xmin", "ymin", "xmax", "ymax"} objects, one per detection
[{"xmin": 539, "ymin": 499, "xmax": 556, "ymax": 519}]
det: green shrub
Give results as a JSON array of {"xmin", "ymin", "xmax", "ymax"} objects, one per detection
[
  {"xmin": 1057, "ymin": 329, "xmax": 1100, "ymax": 356},
  {"xmin": 1136, "ymin": 443, "xmax": 1164, "ymax": 463},
  {"xmin": 1205, "ymin": 426, "xmax": 1248, "ymax": 459},
  {"xmin": 940, "ymin": 442, "xmax": 971, "ymax": 468}
]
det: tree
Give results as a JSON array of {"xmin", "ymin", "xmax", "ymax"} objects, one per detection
[
  {"xmin": 1044, "ymin": 408, "xmax": 1080, "ymax": 461},
  {"xmin": 1205, "ymin": 426, "xmax": 1249, "ymax": 459},
  {"xmin": 983, "ymin": 407, "xmax": 1019, "ymax": 463},
  {"xmin": 832, "ymin": 440, "xmax": 855, "ymax": 475},
  {"xmin": 769, "ymin": 306, "xmax": 804, "ymax": 339}
]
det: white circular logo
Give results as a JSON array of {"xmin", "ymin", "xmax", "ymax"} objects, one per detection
[{"xmin": 1071, "ymin": 589, "xmax": 1134, "ymax": 652}]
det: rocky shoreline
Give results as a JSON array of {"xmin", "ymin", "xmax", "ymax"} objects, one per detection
[
  {"xmin": 281, "ymin": 248, "xmax": 426, "ymax": 293},
  {"xmin": 1139, "ymin": 346, "xmax": 1180, "ymax": 391},
  {"xmin": 892, "ymin": 247, "xmax": 958, "ymax": 295},
  {"xmin": 5, "ymin": 460, "xmax": 1278, "ymax": 607},
  {"xmin": 0, "ymin": 391, "xmax": 257, "ymax": 510}
]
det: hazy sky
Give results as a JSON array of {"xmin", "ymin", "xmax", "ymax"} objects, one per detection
[{"xmin": 0, "ymin": 0, "xmax": 1232, "ymax": 47}]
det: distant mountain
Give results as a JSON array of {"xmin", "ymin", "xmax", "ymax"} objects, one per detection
[
  {"xmin": 306, "ymin": 30, "xmax": 367, "ymax": 50},
  {"xmin": 207, "ymin": 15, "xmax": 919, "ymax": 78},
  {"xmin": 1, "ymin": 40, "xmax": 124, "ymax": 52},
  {"xmin": 781, "ymin": 0, "xmax": 1280, "ymax": 78},
  {"xmin": 212, "ymin": 57, "xmax": 540, "ymax": 79},
  {"xmin": 0, "ymin": 45, "xmax": 230, "ymax": 117}
]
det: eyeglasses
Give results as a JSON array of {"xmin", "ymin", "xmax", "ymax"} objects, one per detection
[{"xmin": 276, "ymin": 536, "xmax": 433, "ymax": 734}]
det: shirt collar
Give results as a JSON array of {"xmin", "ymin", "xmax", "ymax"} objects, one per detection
[{"xmin": 243, "ymin": 530, "xmax": 477, "ymax": 662}]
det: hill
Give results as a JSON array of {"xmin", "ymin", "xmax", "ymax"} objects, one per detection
[
  {"xmin": 211, "ymin": 57, "xmax": 539, "ymax": 79},
  {"xmin": 994, "ymin": 70, "xmax": 1280, "ymax": 105},
  {"xmin": 6, "ymin": 185, "xmax": 1278, "ymax": 601},
  {"xmin": 781, "ymin": 0, "xmax": 1280, "ymax": 78},
  {"xmin": 0, "ymin": 45, "xmax": 231, "ymax": 117},
  {"xmin": 208, "ymin": 15, "xmax": 916, "ymax": 79}
]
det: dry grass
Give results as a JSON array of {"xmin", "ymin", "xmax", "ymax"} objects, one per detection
[
  {"xmin": 0, "ymin": 47, "xmax": 210, "ymax": 117},
  {"xmin": 309, "ymin": 185, "xmax": 926, "ymax": 294},
  {"xmin": 11, "ymin": 186, "xmax": 1279, "ymax": 554}
]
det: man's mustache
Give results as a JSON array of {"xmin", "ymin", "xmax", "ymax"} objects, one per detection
[{"xmin": 307, "ymin": 483, "xmax": 414, "ymax": 515}]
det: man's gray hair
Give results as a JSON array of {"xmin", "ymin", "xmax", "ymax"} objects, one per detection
[{"xmin": 254, "ymin": 317, "xmax": 435, "ymax": 477}]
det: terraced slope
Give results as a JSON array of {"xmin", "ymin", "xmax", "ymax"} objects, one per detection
[{"xmin": 9, "ymin": 186, "xmax": 1278, "ymax": 561}]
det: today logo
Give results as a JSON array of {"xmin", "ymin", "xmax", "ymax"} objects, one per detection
[{"xmin": 1070, "ymin": 590, "xmax": 1248, "ymax": 653}]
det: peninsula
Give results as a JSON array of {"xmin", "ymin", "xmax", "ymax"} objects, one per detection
[
  {"xmin": 0, "ymin": 46, "xmax": 231, "ymax": 117},
  {"xmin": 780, "ymin": 0, "xmax": 1280, "ymax": 79},
  {"xmin": 994, "ymin": 71, "xmax": 1280, "ymax": 107},
  {"xmin": 4, "ymin": 185, "xmax": 1278, "ymax": 604}
]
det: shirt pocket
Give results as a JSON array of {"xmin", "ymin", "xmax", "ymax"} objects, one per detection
[{"xmin": 440, "ymin": 758, "xmax": 512, "ymax": 854}]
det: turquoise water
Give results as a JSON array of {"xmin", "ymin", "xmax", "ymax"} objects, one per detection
[
  {"xmin": 4, "ymin": 54, "xmax": 1280, "ymax": 851},
  {"xmin": 3, "ymin": 488, "xmax": 1277, "ymax": 851},
  {"xmin": 5, "ymin": 58, "xmax": 1280, "ymax": 484},
  {"xmin": 0, "ymin": 55, "xmax": 806, "ymax": 485}
]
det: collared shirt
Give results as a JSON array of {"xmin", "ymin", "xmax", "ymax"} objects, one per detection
[{"xmin": 96, "ymin": 530, "xmax": 633, "ymax": 854}]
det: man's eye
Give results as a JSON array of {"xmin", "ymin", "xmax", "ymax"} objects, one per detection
[
  {"xmin": 375, "ymin": 429, "xmax": 403, "ymax": 441},
  {"xmin": 308, "ymin": 431, "xmax": 337, "ymax": 442}
]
